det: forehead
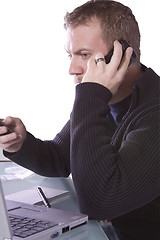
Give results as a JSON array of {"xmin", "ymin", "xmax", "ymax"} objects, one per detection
[{"xmin": 65, "ymin": 18, "xmax": 107, "ymax": 53}]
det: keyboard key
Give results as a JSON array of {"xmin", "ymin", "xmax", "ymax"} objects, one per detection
[{"xmin": 9, "ymin": 214, "xmax": 58, "ymax": 238}]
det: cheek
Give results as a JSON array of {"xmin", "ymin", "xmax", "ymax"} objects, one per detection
[
  {"xmin": 78, "ymin": 58, "xmax": 88, "ymax": 74},
  {"xmin": 83, "ymin": 63, "xmax": 88, "ymax": 74}
]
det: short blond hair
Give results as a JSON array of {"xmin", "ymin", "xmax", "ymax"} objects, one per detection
[{"xmin": 64, "ymin": 0, "xmax": 141, "ymax": 60}]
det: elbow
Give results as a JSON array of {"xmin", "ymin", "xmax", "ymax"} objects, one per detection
[{"xmin": 78, "ymin": 196, "xmax": 108, "ymax": 220}]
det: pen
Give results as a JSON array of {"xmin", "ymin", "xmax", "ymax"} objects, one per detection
[{"xmin": 37, "ymin": 187, "xmax": 51, "ymax": 208}]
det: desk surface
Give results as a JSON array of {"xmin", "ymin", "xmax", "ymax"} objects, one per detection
[{"xmin": 0, "ymin": 162, "xmax": 108, "ymax": 240}]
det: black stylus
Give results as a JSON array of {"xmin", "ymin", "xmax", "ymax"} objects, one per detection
[{"xmin": 37, "ymin": 187, "xmax": 51, "ymax": 208}]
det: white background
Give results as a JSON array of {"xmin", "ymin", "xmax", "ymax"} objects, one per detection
[{"xmin": 0, "ymin": 0, "xmax": 159, "ymax": 140}]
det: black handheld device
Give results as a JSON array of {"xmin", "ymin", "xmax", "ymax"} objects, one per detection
[
  {"xmin": 0, "ymin": 120, "xmax": 12, "ymax": 136},
  {"xmin": 105, "ymin": 40, "xmax": 136, "ymax": 66}
]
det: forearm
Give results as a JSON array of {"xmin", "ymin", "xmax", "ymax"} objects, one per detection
[{"xmin": 4, "ymin": 121, "xmax": 71, "ymax": 177}]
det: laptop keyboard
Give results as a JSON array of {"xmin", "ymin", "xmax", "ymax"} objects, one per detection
[{"xmin": 9, "ymin": 214, "xmax": 58, "ymax": 238}]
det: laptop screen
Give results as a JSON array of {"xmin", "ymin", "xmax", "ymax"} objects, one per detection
[{"xmin": 0, "ymin": 179, "xmax": 13, "ymax": 240}]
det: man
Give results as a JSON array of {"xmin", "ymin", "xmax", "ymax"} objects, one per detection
[{"xmin": 0, "ymin": 1, "xmax": 159, "ymax": 239}]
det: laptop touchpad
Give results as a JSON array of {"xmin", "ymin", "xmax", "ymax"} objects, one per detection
[{"xmin": 9, "ymin": 206, "xmax": 46, "ymax": 217}]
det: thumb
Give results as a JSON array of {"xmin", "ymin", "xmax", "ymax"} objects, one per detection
[
  {"xmin": 82, "ymin": 57, "xmax": 97, "ymax": 83},
  {"xmin": 87, "ymin": 56, "xmax": 97, "ymax": 70}
]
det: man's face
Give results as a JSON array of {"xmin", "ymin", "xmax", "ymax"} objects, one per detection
[{"xmin": 65, "ymin": 18, "xmax": 109, "ymax": 84}]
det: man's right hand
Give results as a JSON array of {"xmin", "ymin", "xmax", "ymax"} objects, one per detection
[{"xmin": 0, "ymin": 116, "xmax": 27, "ymax": 153}]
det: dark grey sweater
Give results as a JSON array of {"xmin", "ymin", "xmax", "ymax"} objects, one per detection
[{"xmin": 5, "ymin": 66, "xmax": 160, "ymax": 240}]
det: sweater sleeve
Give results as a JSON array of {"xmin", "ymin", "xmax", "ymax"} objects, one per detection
[
  {"xmin": 70, "ymin": 82, "xmax": 160, "ymax": 220},
  {"xmin": 4, "ymin": 120, "xmax": 71, "ymax": 177}
]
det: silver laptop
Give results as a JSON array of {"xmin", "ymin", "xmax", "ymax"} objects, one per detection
[{"xmin": 0, "ymin": 179, "xmax": 88, "ymax": 240}]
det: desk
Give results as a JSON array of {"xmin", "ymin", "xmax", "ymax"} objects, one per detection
[{"xmin": 0, "ymin": 162, "xmax": 108, "ymax": 240}]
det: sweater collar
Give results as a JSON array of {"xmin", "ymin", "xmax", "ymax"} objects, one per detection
[{"xmin": 131, "ymin": 65, "xmax": 160, "ymax": 105}]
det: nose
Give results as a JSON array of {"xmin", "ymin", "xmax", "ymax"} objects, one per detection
[{"xmin": 69, "ymin": 56, "xmax": 84, "ymax": 76}]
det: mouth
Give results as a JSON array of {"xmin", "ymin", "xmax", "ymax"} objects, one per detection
[{"xmin": 73, "ymin": 75, "xmax": 83, "ymax": 84}]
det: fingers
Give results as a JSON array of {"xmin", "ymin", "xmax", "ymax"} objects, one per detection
[
  {"xmin": 94, "ymin": 40, "xmax": 131, "ymax": 71},
  {"xmin": 95, "ymin": 53, "xmax": 106, "ymax": 70},
  {"xmin": 87, "ymin": 53, "xmax": 106, "ymax": 70},
  {"xmin": 82, "ymin": 40, "xmax": 134, "ymax": 94},
  {"xmin": 82, "ymin": 57, "xmax": 97, "ymax": 83},
  {"xmin": 0, "ymin": 126, "xmax": 11, "ymax": 136},
  {"xmin": 87, "ymin": 56, "xmax": 97, "ymax": 69},
  {"xmin": 3, "ymin": 116, "xmax": 19, "ymax": 127},
  {"xmin": 0, "ymin": 116, "xmax": 26, "ymax": 152},
  {"xmin": 117, "ymin": 46, "xmax": 133, "ymax": 80},
  {"xmin": 119, "ymin": 46, "xmax": 133, "ymax": 69},
  {"xmin": 3, "ymin": 116, "xmax": 24, "ymax": 133},
  {"xmin": 0, "ymin": 131, "xmax": 18, "ymax": 143},
  {"xmin": 110, "ymin": 40, "xmax": 123, "ymax": 68},
  {"xmin": 0, "ymin": 135, "xmax": 22, "ymax": 153},
  {"xmin": 0, "ymin": 117, "xmax": 13, "ymax": 136}
]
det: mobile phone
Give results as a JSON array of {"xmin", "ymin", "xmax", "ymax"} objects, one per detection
[
  {"xmin": 0, "ymin": 120, "xmax": 12, "ymax": 136},
  {"xmin": 105, "ymin": 40, "xmax": 136, "ymax": 66}
]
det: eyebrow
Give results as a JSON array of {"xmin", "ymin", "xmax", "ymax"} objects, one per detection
[{"xmin": 65, "ymin": 48, "xmax": 92, "ymax": 55}]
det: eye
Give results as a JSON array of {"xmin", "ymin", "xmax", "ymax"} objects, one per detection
[
  {"xmin": 82, "ymin": 53, "xmax": 89, "ymax": 59},
  {"xmin": 68, "ymin": 53, "xmax": 72, "ymax": 60}
]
